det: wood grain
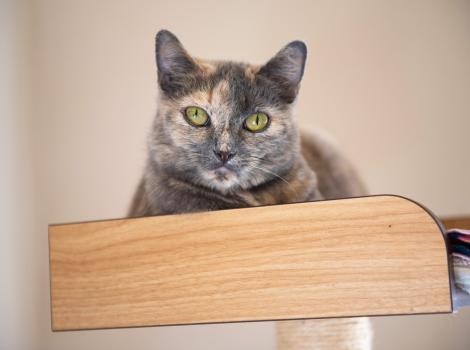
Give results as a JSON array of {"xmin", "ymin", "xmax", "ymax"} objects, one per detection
[{"xmin": 49, "ymin": 195, "xmax": 451, "ymax": 331}]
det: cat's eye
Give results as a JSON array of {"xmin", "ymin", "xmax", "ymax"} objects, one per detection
[
  {"xmin": 244, "ymin": 112, "xmax": 269, "ymax": 132},
  {"xmin": 184, "ymin": 107, "xmax": 209, "ymax": 127}
]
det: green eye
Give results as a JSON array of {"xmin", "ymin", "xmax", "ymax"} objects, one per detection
[
  {"xmin": 244, "ymin": 112, "xmax": 269, "ymax": 132},
  {"xmin": 185, "ymin": 107, "xmax": 209, "ymax": 127}
]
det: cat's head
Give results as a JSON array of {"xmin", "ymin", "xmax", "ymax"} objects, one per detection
[{"xmin": 150, "ymin": 30, "xmax": 307, "ymax": 194}]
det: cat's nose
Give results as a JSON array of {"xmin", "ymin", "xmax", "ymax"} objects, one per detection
[{"xmin": 214, "ymin": 150, "xmax": 235, "ymax": 164}]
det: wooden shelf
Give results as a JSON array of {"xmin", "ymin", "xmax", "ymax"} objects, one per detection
[{"xmin": 49, "ymin": 195, "xmax": 452, "ymax": 331}]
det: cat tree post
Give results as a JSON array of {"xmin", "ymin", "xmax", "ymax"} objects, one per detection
[
  {"xmin": 48, "ymin": 195, "xmax": 452, "ymax": 331},
  {"xmin": 277, "ymin": 318, "xmax": 372, "ymax": 350}
]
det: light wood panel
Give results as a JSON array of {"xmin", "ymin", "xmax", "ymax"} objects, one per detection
[{"xmin": 49, "ymin": 195, "xmax": 451, "ymax": 331}]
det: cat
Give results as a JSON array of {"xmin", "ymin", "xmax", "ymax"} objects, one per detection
[
  {"xmin": 129, "ymin": 29, "xmax": 371, "ymax": 350},
  {"xmin": 129, "ymin": 30, "xmax": 365, "ymax": 217}
]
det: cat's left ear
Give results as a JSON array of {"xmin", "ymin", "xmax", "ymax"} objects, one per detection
[
  {"xmin": 257, "ymin": 41, "xmax": 307, "ymax": 103},
  {"xmin": 155, "ymin": 30, "xmax": 198, "ymax": 95}
]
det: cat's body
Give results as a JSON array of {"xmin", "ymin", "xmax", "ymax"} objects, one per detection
[{"xmin": 129, "ymin": 30, "xmax": 371, "ymax": 350}]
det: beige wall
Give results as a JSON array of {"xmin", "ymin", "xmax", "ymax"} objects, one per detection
[
  {"xmin": 1, "ymin": 0, "xmax": 470, "ymax": 349},
  {"xmin": 1, "ymin": 1, "xmax": 39, "ymax": 349}
]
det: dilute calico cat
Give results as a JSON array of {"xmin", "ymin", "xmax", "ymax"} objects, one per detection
[
  {"xmin": 129, "ymin": 30, "xmax": 365, "ymax": 217},
  {"xmin": 129, "ymin": 30, "xmax": 371, "ymax": 350}
]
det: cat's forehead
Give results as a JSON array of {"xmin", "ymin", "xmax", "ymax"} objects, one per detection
[
  {"xmin": 174, "ymin": 80, "xmax": 231, "ymax": 117},
  {"xmin": 194, "ymin": 58, "xmax": 260, "ymax": 84},
  {"xmin": 168, "ymin": 59, "xmax": 286, "ymax": 117}
]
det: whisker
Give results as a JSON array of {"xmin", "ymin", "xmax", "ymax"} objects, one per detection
[
  {"xmin": 246, "ymin": 155, "xmax": 271, "ymax": 162},
  {"xmin": 247, "ymin": 164, "xmax": 290, "ymax": 185}
]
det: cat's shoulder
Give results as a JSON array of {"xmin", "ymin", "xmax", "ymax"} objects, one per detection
[
  {"xmin": 300, "ymin": 128, "xmax": 344, "ymax": 161},
  {"xmin": 300, "ymin": 128, "xmax": 367, "ymax": 198}
]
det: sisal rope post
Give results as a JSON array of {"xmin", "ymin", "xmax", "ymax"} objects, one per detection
[{"xmin": 277, "ymin": 318, "xmax": 373, "ymax": 350}]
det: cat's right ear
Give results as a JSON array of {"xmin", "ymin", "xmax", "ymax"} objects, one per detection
[
  {"xmin": 155, "ymin": 30, "xmax": 198, "ymax": 95},
  {"xmin": 257, "ymin": 41, "xmax": 307, "ymax": 103}
]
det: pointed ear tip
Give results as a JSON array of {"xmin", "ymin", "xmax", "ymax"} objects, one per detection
[
  {"xmin": 288, "ymin": 40, "xmax": 307, "ymax": 57},
  {"xmin": 155, "ymin": 29, "xmax": 179, "ymax": 46}
]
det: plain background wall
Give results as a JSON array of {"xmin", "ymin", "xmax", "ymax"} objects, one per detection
[
  {"xmin": 1, "ymin": 2, "xmax": 40, "ymax": 350},
  {"xmin": 1, "ymin": 0, "xmax": 470, "ymax": 349}
]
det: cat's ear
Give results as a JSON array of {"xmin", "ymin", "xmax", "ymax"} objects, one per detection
[
  {"xmin": 257, "ymin": 41, "xmax": 307, "ymax": 103},
  {"xmin": 155, "ymin": 30, "xmax": 198, "ymax": 95}
]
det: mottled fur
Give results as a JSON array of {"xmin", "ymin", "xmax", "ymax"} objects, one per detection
[{"xmin": 129, "ymin": 30, "xmax": 365, "ymax": 217}]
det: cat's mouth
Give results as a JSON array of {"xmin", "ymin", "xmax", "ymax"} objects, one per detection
[
  {"xmin": 204, "ymin": 165, "xmax": 239, "ymax": 191},
  {"xmin": 213, "ymin": 166, "xmax": 235, "ymax": 181}
]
